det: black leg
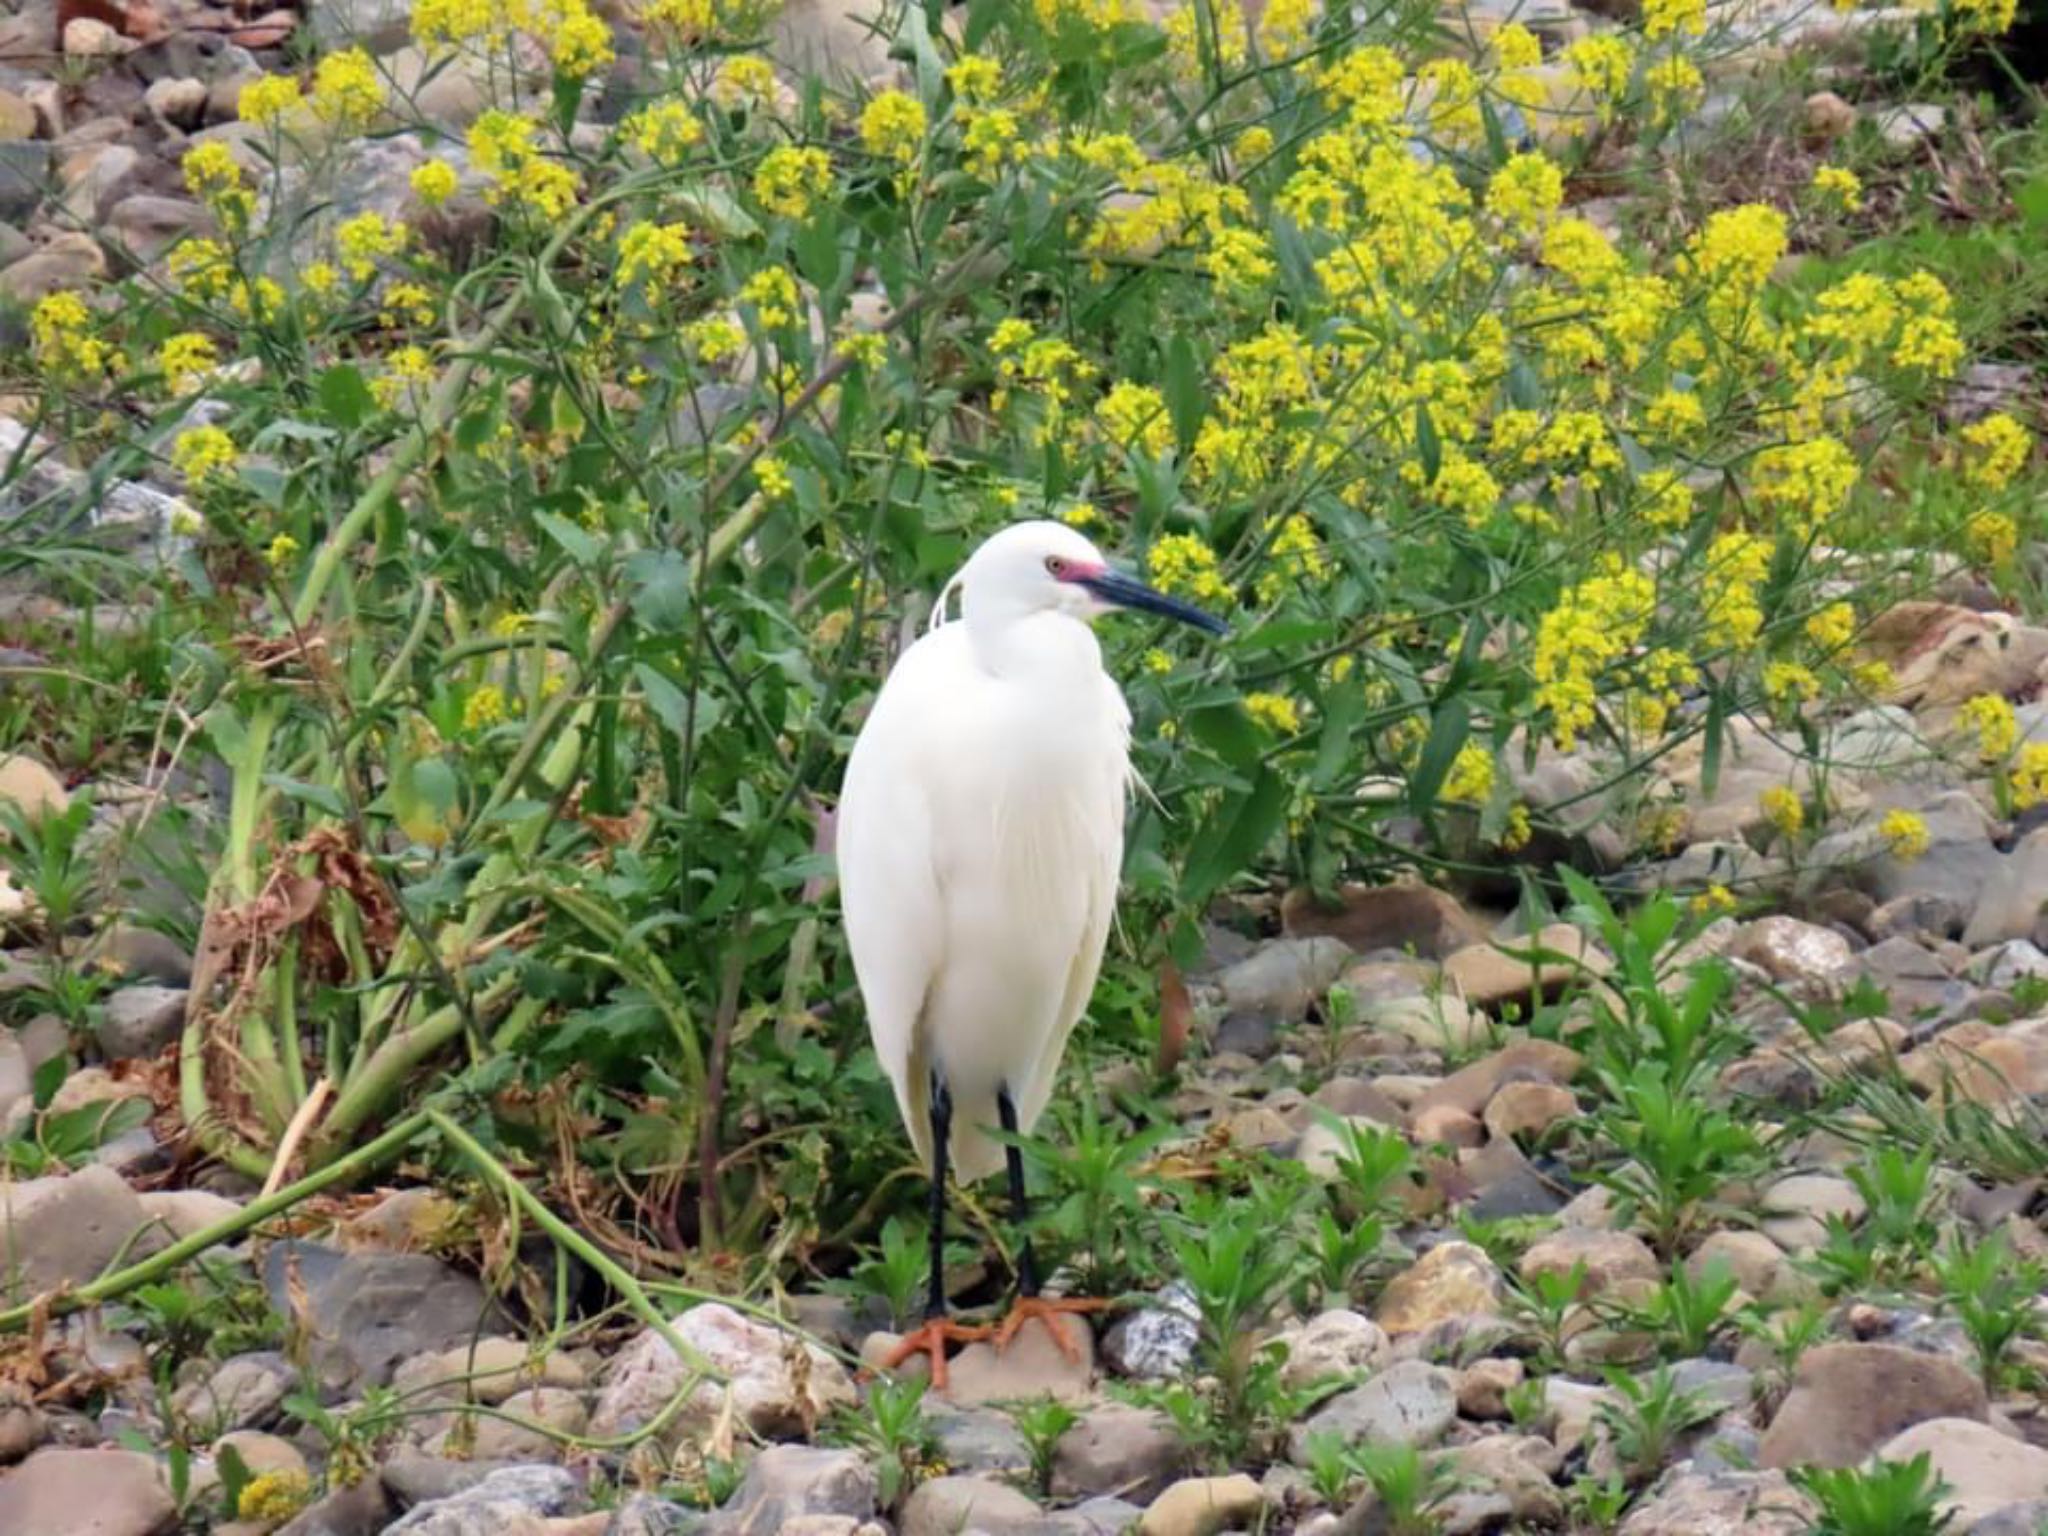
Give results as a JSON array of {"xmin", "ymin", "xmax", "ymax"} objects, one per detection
[
  {"xmin": 925, "ymin": 1069, "xmax": 952, "ymax": 1321},
  {"xmin": 997, "ymin": 1086, "xmax": 1040, "ymax": 1299}
]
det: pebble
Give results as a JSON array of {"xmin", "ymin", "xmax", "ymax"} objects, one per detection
[
  {"xmin": 0, "ymin": 1447, "xmax": 176, "ymax": 1536},
  {"xmin": 719, "ymin": 1445, "xmax": 877, "ymax": 1535},
  {"xmin": 1455, "ymin": 1357, "xmax": 1524, "ymax": 1420},
  {"xmin": 261, "ymin": 1240, "xmax": 513, "ymax": 1392},
  {"xmin": 1616, "ymin": 1469, "xmax": 1815, "ymax": 1535},
  {"xmin": 1759, "ymin": 1342, "xmax": 1989, "ymax": 1468},
  {"xmin": 0, "ymin": 754, "xmax": 69, "ymax": 820},
  {"xmin": 1877, "ymin": 1418, "xmax": 2048, "ymax": 1526},
  {"xmin": 1102, "ymin": 1281, "xmax": 1200, "ymax": 1379},
  {"xmin": 898, "ymin": 1475, "xmax": 1043, "ymax": 1536},
  {"xmin": 1481, "ymin": 1080, "xmax": 1577, "ymax": 1141},
  {"xmin": 393, "ymin": 1337, "xmax": 588, "ymax": 1406},
  {"xmin": 587, "ymin": 1301, "xmax": 853, "ymax": 1446},
  {"xmin": 1051, "ymin": 1402, "xmax": 1185, "ymax": 1503},
  {"xmin": 96, "ymin": 984, "xmax": 187, "ymax": 1059},
  {"xmin": 383, "ymin": 1464, "xmax": 581, "ymax": 1533},
  {"xmin": 0, "ymin": 1164, "xmax": 164, "ymax": 1295},
  {"xmin": 1273, "ymin": 1309, "xmax": 1390, "ymax": 1393},
  {"xmin": 1136, "ymin": 1473, "xmax": 1262, "ymax": 1536},
  {"xmin": 1288, "ymin": 1359, "xmax": 1458, "ymax": 1461},
  {"xmin": 1518, "ymin": 1227, "xmax": 1660, "ymax": 1298},
  {"xmin": 1373, "ymin": 1241, "xmax": 1504, "ymax": 1334}
]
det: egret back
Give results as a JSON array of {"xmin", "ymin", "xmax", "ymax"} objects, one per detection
[{"xmin": 838, "ymin": 618, "xmax": 1130, "ymax": 1183}]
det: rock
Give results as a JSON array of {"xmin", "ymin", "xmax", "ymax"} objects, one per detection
[
  {"xmin": 0, "ymin": 755, "xmax": 68, "ymax": 821},
  {"xmin": 275, "ymin": 1477, "xmax": 393, "ymax": 1536},
  {"xmin": 1456, "ymin": 1357, "xmax": 1524, "ymax": 1420},
  {"xmin": 452, "ymin": 1388, "xmax": 587, "ymax": 1461},
  {"xmin": 1412, "ymin": 1104, "xmax": 1483, "ymax": 1148},
  {"xmin": 1965, "ymin": 828, "xmax": 2048, "ymax": 947},
  {"xmin": 0, "ymin": 1447, "xmax": 176, "ymax": 1535},
  {"xmin": 1051, "ymin": 1403, "xmax": 1184, "ymax": 1503},
  {"xmin": 103, "ymin": 195, "xmax": 214, "ymax": 266},
  {"xmin": 1667, "ymin": 1358, "xmax": 1755, "ymax": 1413},
  {"xmin": 1687, "ymin": 1230, "xmax": 1811, "ymax": 1305},
  {"xmin": 260, "ymin": 1241, "xmax": 510, "ymax": 1391},
  {"xmin": 135, "ymin": 1189, "xmax": 242, "ymax": 1243},
  {"xmin": 0, "ymin": 1384, "xmax": 45, "ymax": 1462},
  {"xmin": 721, "ymin": 1446, "xmax": 877, "ymax": 1535},
  {"xmin": 1519, "ymin": 1227, "xmax": 1659, "ymax": 1298},
  {"xmin": 0, "ymin": 232, "xmax": 110, "ymax": 304},
  {"xmin": 96, "ymin": 985, "xmax": 186, "ymax": 1059},
  {"xmin": 1296, "ymin": 1114, "xmax": 1402, "ymax": 1180},
  {"xmin": 309, "ymin": 0, "xmax": 416, "ymax": 51},
  {"xmin": 1442, "ymin": 923, "xmax": 1603, "ymax": 1010},
  {"xmin": 1876, "ymin": 1419, "xmax": 2048, "ymax": 1526},
  {"xmin": 898, "ymin": 1475, "xmax": 1044, "ymax": 1536},
  {"xmin": 379, "ymin": 1452, "xmax": 538, "ymax": 1508},
  {"xmin": 925, "ymin": 1403, "xmax": 1030, "ymax": 1476},
  {"xmin": 1803, "ymin": 89, "xmax": 1857, "ymax": 141},
  {"xmin": 0, "ymin": 91, "xmax": 34, "ymax": 142},
  {"xmin": 600, "ymin": 1495, "xmax": 695, "ymax": 1536},
  {"xmin": 211, "ymin": 1429, "xmax": 307, "ymax": 1481},
  {"xmin": 45, "ymin": 1066, "xmax": 148, "ymax": 1117},
  {"xmin": 1217, "ymin": 937, "xmax": 1351, "ymax": 1020},
  {"xmin": 1733, "ymin": 917, "xmax": 1852, "ymax": 987},
  {"xmin": 936, "ymin": 1309, "xmax": 1094, "ymax": 1405},
  {"xmin": 1456, "ymin": 1136, "xmax": 1571, "ymax": 1221},
  {"xmin": 88, "ymin": 925, "xmax": 194, "ymax": 986},
  {"xmin": 1283, "ymin": 881, "xmax": 1487, "ymax": 959},
  {"xmin": 1101, "ymin": 1281, "xmax": 1199, "ymax": 1379},
  {"xmin": 383, "ymin": 1465, "xmax": 581, "ymax": 1533},
  {"xmin": 1482, "ymin": 1081, "xmax": 1576, "ymax": 1141},
  {"xmin": 1361, "ymin": 992, "xmax": 1486, "ymax": 1054},
  {"xmin": 1759, "ymin": 1343, "xmax": 1989, "ymax": 1468},
  {"xmin": 1410, "ymin": 1040, "xmax": 1581, "ymax": 1120},
  {"xmin": 63, "ymin": 16, "xmax": 127, "ymax": 54},
  {"xmin": 1616, "ymin": 1469, "xmax": 1816, "ymax": 1536},
  {"xmin": 1374, "ymin": 1241, "xmax": 1503, "ymax": 1334},
  {"xmin": 1441, "ymin": 1435, "xmax": 1564, "ymax": 1529},
  {"xmin": 1274, "ymin": 1310, "xmax": 1389, "ymax": 1393},
  {"xmin": 0, "ymin": 1164, "xmax": 164, "ymax": 1297},
  {"xmin": 393, "ymin": 1338, "xmax": 587, "ymax": 1406},
  {"xmin": 1903, "ymin": 1020, "xmax": 2048, "ymax": 1104},
  {"xmin": 1977, "ymin": 939, "xmax": 2048, "ymax": 990},
  {"xmin": 1057, "ymin": 1496, "xmax": 1148, "ymax": 1535},
  {"xmin": 587, "ymin": 1301, "xmax": 853, "ymax": 1446},
  {"xmin": 1874, "ymin": 101, "xmax": 1947, "ymax": 149},
  {"xmin": 1288, "ymin": 1360, "xmax": 1459, "ymax": 1461},
  {"xmin": 1544, "ymin": 1377, "xmax": 1617, "ymax": 1455},
  {"xmin": 1970, "ymin": 1502, "xmax": 2048, "ymax": 1536},
  {"xmin": 172, "ymin": 1351, "xmax": 292, "ymax": 1431},
  {"xmin": 1137, "ymin": 1474, "xmax": 1263, "ymax": 1536},
  {"xmin": 143, "ymin": 77, "xmax": 207, "ymax": 129}
]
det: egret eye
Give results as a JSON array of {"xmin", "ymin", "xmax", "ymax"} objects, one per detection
[{"xmin": 1045, "ymin": 556, "xmax": 1068, "ymax": 578}]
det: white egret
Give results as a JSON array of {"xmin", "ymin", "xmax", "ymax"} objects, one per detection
[{"xmin": 836, "ymin": 520, "xmax": 1226, "ymax": 1384}]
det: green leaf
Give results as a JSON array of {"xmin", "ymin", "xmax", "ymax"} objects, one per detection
[
  {"xmin": 262, "ymin": 774, "xmax": 347, "ymax": 820},
  {"xmin": 1186, "ymin": 701, "xmax": 1261, "ymax": 770},
  {"xmin": 1181, "ymin": 768, "xmax": 1288, "ymax": 908},
  {"xmin": 1165, "ymin": 335, "xmax": 1205, "ymax": 452},
  {"xmin": 634, "ymin": 662, "xmax": 708, "ymax": 743},
  {"xmin": 1701, "ymin": 685, "xmax": 1725, "ymax": 799},
  {"xmin": 1415, "ymin": 403, "xmax": 1442, "ymax": 484},
  {"xmin": 318, "ymin": 364, "xmax": 373, "ymax": 430},
  {"xmin": 535, "ymin": 511, "xmax": 602, "ymax": 566},
  {"xmin": 626, "ymin": 550, "xmax": 693, "ymax": 632},
  {"xmin": 2016, "ymin": 175, "xmax": 2048, "ymax": 231},
  {"xmin": 1408, "ymin": 694, "xmax": 1469, "ymax": 814}
]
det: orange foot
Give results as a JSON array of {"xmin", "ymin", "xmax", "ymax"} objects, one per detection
[
  {"xmin": 880, "ymin": 1317, "xmax": 992, "ymax": 1391},
  {"xmin": 994, "ymin": 1295, "xmax": 1110, "ymax": 1360}
]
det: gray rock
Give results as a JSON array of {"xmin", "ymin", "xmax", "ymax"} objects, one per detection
[
  {"xmin": 383, "ymin": 1464, "xmax": 582, "ymax": 1533},
  {"xmin": 1289, "ymin": 1360, "xmax": 1458, "ymax": 1462},
  {"xmin": 172, "ymin": 1351, "xmax": 292, "ymax": 1431},
  {"xmin": 604, "ymin": 1495, "xmax": 703, "ymax": 1535},
  {"xmin": 96, "ymin": 984, "xmax": 187, "ymax": 1059},
  {"xmin": 1617, "ymin": 1469, "xmax": 1814, "ymax": 1535},
  {"xmin": 0, "ymin": 1384, "xmax": 46, "ymax": 1462},
  {"xmin": 0, "ymin": 143, "xmax": 50, "ymax": 223},
  {"xmin": 1975, "ymin": 939, "xmax": 2048, "ymax": 990},
  {"xmin": 261, "ymin": 1241, "xmax": 509, "ymax": 1391},
  {"xmin": 0, "ymin": 418, "xmax": 191, "ymax": 563},
  {"xmin": 898, "ymin": 1475, "xmax": 1043, "ymax": 1536},
  {"xmin": 720, "ymin": 1446, "xmax": 876, "ymax": 1536},
  {"xmin": 1759, "ymin": 1343, "xmax": 1989, "ymax": 1468},
  {"xmin": 1966, "ymin": 829, "xmax": 2048, "ymax": 948},
  {"xmin": 1273, "ymin": 1310, "xmax": 1389, "ymax": 1394},
  {"xmin": 1875, "ymin": 102, "xmax": 1947, "ymax": 148},
  {"xmin": 1967, "ymin": 1501, "xmax": 2048, "ymax": 1536},
  {"xmin": 1218, "ymin": 937, "xmax": 1351, "ymax": 1019},
  {"xmin": 309, "ymin": 0, "xmax": 416, "ymax": 52},
  {"xmin": 446, "ymin": 1387, "xmax": 587, "ymax": 1462},
  {"xmin": 0, "ymin": 1164, "xmax": 164, "ymax": 1299},
  {"xmin": 926, "ymin": 1403, "xmax": 1031, "ymax": 1476},
  {"xmin": 379, "ymin": 1452, "xmax": 538, "ymax": 1508},
  {"xmin": 103, "ymin": 195, "xmax": 215, "ymax": 267},
  {"xmin": 1878, "ymin": 1419, "xmax": 2048, "ymax": 1527},
  {"xmin": 1050, "ymin": 1496, "xmax": 1146, "ymax": 1535},
  {"xmin": 275, "ymin": 1476, "xmax": 393, "ymax": 1536},
  {"xmin": 392, "ymin": 1337, "xmax": 587, "ymax": 1406},
  {"xmin": 1665, "ymin": 1358, "xmax": 1755, "ymax": 1413},
  {"xmin": 0, "ymin": 1032, "xmax": 32, "ymax": 1138},
  {"xmin": 0, "ymin": 1446, "xmax": 176, "ymax": 1536},
  {"xmin": 1100, "ymin": 1281, "xmax": 1199, "ymax": 1380},
  {"xmin": 142, "ymin": 77, "xmax": 208, "ymax": 130},
  {"xmin": 1051, "ymin": 1402, "xmax": 1183, "ymax": 1503}
]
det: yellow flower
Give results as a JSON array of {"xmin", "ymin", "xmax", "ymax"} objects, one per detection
[
  {"xmin": 860, "ymin": 89, "xmax": 927, "ymax": 164},
  {"xmin": 616, "ymin": 220, "xmax": 693, "ymax": 301},
  {"xmin": 1810, "ymin": 164, "xmax": 1863, "ymax": 211},
  {"xmin": 1701, "ymin": 531, "xmax": 1772, "ymax": 650},
  {"xmin": 1878, "ymin": 808, "xmax": 1929, "ymax": 861},
  {"xmin": 754, "ymin": 145, "xmax": 833, "ymax": 219},
  {"xmin": 623, "ymin": 100, "xmax": 703, "ymax": 163},
  {"xmin": 946, "ymin": 53, "xmax": 1002, "ymax": 103},
  {"xmin": 170, "ymin": 239, "xmax": 233, "ymax": 301},
  {"xmin": 1236, "ymin": 125, "xmax": 1275, "ymax": 164},
  {"xmin": 1759, "ymin": 785, "xmax": 1804, "ymax": 838},
  {"xmin": 1200, "ymin": 226, "xmax": 1275, "ymax": 291},
  {"xmin": 550, "ymin": 1, "xmax": 614, "ymax": 77},
  {"xmin": 31, "ymin": 291, "xmax": 110, "ymax": 382},
  {"xmin": 379, "ymin": 282, "xmax": 436, "ymax": 329},
  {"xmin": 1256, "ymin": 514, "xmax": 1329, "ymax": 604},
  {"xmin": 755, "ymin": 454, "xmax": 794, "ymax": 500},
  {"xmin": 1638, "ymin": 469, "xmax": 1694, "ymax": 532},
  {"xmin": 171, "ymin": 425, "xmax": 238, "ymax": 487},
  {"xmin": 1751, "ymin": 436, "xmax": 1857, "ymax": 533},
  {"xmin": 1959, "ymin": 413, "xmax": 2031, "ymax": 491},
  {"xmin": 1499, "ymin": 803, "xmax": 1533, "ymax": 851},
  {"xmin": 1245, "ymin": 692, "xmax": 1302, "ymax": 734},
  {"xmin": 835, "ymin": 332, "xmax": 887, "ymax": 367},
  {"xmin": 1644, "ymin": 0, "xmax": 1706, "ymax": 36},
  {"xmin": 302, "ymin": 262, "xmax": 339, "ymax": 299},
  {"xmin": 1890, "ymin": 270, "xmax": 1963, "ymax": 375},
  {"xmin": 238, "ymin": 73, "xmax": 304, "ymax": 126},
  {"xmin": 1691, "ymin": 884, "xmax": 1738, "ymax": 916},
  {"xmin": 237, "ymin": 1471, "xmax": 313, "ymax": 1523},
  {"xmin": 1685, "ymin": 203, "xmax": 1787, "ymax": 294},
  {"xmin": 371, "ymin": 344, "xmax": 435, "ymax": 407},
  {"xmin": 1763, "ymin": 661, "xmax": 1820, "ymax": 710},
  {"xmin": 468, "ymin": 110, "xmax": 536, "ymax": 176},
  {"xmin": 1645, "ymin": 55, "xmax": 1704, "ymax": 122},
  {"xmin": 2009, "ymin": 743, "xmax": 2048, "ymax": 809},
  {"xmin": 1964, "ymin": 510, "xmax": 2018, "ymax": 566},
  {"xmin": 711, "ymin": 53, "xmax": 779, "ymax": 106},
  {"xmin": 1484, "ymin": 152, "xmax": 1564, "ymax": 235},
  {"xmin": 1095, "ymin": 381, "xmax": 1173, "ymax": 460},
  {"xmin": 1563, "ymin": 34, "xmax": 1635, "ymax": 119},
  {"xmin": 1958, "ymin": 693, "xmax": 2018, "ymax": 761},
  {"xmin": 265, "ymin": 532, "xmax": 300, "ymax": 569},
  {"xmin": 336, "ymin": 211, "xmax": 407, "ymax": 281},
  {"xmin": 1949, "ymin": 0, "xmax": 2016, "ymax": 32},
  {"xmin": 1443, "ymin": 743, "xmax": 1495, "ymax": 805},
  {"xmin": 686, "ymin": 316, "xmax": 745, "ymax": 362},
  {"xmin": 1493, "ymin": 21, "xmax": 1542, "ymax": 67},
  {"xmin": 411, "ymin": 159, "xmax": 459, "ymax": 206},
  {"xmin": 312, "ymin": 47, "xmax": 385, "ymax": 132},
  {"xmin": 1643, "ymin": 388, "xmax": 1707, "ymax": 444},
  {"xmin": 182, "ymin": 141, "xmax": 254, "ymax": 230},
  {"xmin": 741, "ymin": 265, "xmax": 801, "ymax": 329},
  {"xmin": 1805, "ymin": 602, "xmax": 1855, "ymax": 651},
  {"xmin": 464, "ymin": 684, "xmax": 509, "ymax": 730},
  {"xmin": 1148, "ymin": 533, "xmax": 1232, "ymax": 605},
  {"xmin": 1533, "ymin": 562, "xmax": 1656, "ymax": 749},
  {"xmin": 158, "ymin": 332, "xmax": 218, "ymax": 393},
  {"xmin": 1143, "ymin": 648, "xmax": 1173, "ymax": 676}
]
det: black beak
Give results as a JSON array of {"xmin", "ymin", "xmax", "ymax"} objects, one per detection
[{"xmin": 1078, "ymin": 568, "xmax": 1228, "ymax": 636}]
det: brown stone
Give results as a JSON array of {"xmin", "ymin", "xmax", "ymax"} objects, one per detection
[
  {"xmin": 1282, "ymin": 881, "xmax": 1488, "ymax": 960},
  {"xmin": 1443, "ymin": 923, "xmax": 1606, "ymax": 1010},
  {"xmin": 1759, "ymin": 1343, "xmax": 1990, "ymax": 1469},
  {"xmin": 1373, "ymin": 1241, "xmax": 1503, "ymax": 1335},
  {"xmin": 1519, "ymin": 1227, "xmax": 1661, "ymax": 1299},
  {"xmin": 1411, "ymin": 1040, "xmax": 1582, "ymax": 1120},
  {"xmin": 1483, "ymin": 1080, "xmax": 1577, "ymax": 1141}
]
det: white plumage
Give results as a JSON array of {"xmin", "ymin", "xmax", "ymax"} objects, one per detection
[{"xmin": 837, "ymin": 523, "xmax": 1134, "ymax": 1183}]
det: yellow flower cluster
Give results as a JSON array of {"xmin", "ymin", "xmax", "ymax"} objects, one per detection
[
  {"xmin": 1638, "ymin": 469, "xmax": 1695, "ymax": 532},
  {"xmin": 1959, "ymin": 413, "xmax": 2031, "ymax": 491},
  {"xmin": 742, "ymin": 266, "xmax": 801, "ymax": 329},
  {"xmin": 2010, "ymin": 744, "xmax": 2048, "ymax": 810},
  {"xmin": 1750, "ymin": 436, "xmax": 1858, "ymax": 533},
  {"xmin": 1763, "ymin": 660, "xmax": 1820, "ymax": 710},
  {"xmin": 1759, "ymin": 785, "xmax": 1804, "ymax": 838},
  {"xmin": 1484, "ymin": 152, "xmax": 1564, "ymax": 236},
  {"xmin": 411, "ymin": 158, "xmax": 460, "ymax": 206},
  {"xmin": 617, "ymin": 221, "xmax": 694, "ymax": 303},
  {"xmin": 266, "ymin": 532, "xmax": 300, "ymax": 570},
  {"xmin": 1811, "ymin": 164, "xmax": 1863, "ymax": 211},
  {"xmin": 32, "ymin": 292, "xmax": 110, "ymax": 382},
  {"xmin": 171, "ymin": 425, "xmax": 238, "ymax": 487},
  {"xmin": 1443, "ymin": 743, "xmax": 1495, "ymax": 805},
  {"xmin": 755, "ymin": 145, "xmax": 833, "ymax": 219},
  {"xmin": 860, "ymin": 90, "xmax": 927, "ymax": 164},
  {"xmin": 946, "ymin": 54, "xmax": 1002, "ymax": 103},
  {"xmin": 1804, "ymin": 602, "xmax": 1855, "ymax": 651},
  {"xmin": 755, "ymin": 454, "xmax": 794, "ymax": 500},
  {"xmin": 312, "ymin": 48, "xmax": 385, "ymax": 132},
  {"xmin": 1684, "ymin": 203, "xmax": 1787, "ymax": 296},
  {"xmin": 1964, "ymin": 510, "xmax": 2019, "ymax": 566},
  {"xmin": 623, "ymin": 100, "xmax": 703, "ymax": 164},
  {"xmin": 1643, "ymin": 0, "xmax": 1706, "ymax": 38},
  {"xmin": 336, "ymin": 211, "xmax": 407, "ymax": 281},
  {"xmin": 1244, "ymin": 692, "xmax": 1303, "ymax": 734},
  {"xmin": 1532, "ymin": 563, "xmax": 1655, "ymax": 749},
  {"xmin": 1095, "ymin": 381, "xmax": 1173, "ymax": 460},
  {"xmin": 1879, "ymin": 808, "xmax": 1929, "ymax": 861},
  {"xmin": 1958, "ymin": 693, "xmax": 2017, "ymax": 761},
  {"xmin": 465, "ymin": 684, "xmax": 509, "ymax": 730},
  {"xmin": 1148, "ymin": 533, "xmax": 1232, "ymax": 605},
  {"xmin": 372, "ymin": 345, "xmax": 435, "ymax": 407},
  {"xmin": 158, "ymin": 332, "xmax": 218, "ymax": 393},
  {"xmin": 183, "ymin": 141, "xmax": 255, "ymax": 231},
  {"xmin": 1701, "ymin": 531, "xmax": 1772, "ymax": 649},
  {"xmin": 1255, "ymin": 515, "xmax": 1330, "ymax": 604},
  {"xmin": 238, "ymin": 73, "xmax": 304, "ymax": 126}
]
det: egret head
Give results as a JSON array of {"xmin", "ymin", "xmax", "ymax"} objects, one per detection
[{"xmin": 959, "ymin": 521, "xmax": 1228, "ymax": 637}]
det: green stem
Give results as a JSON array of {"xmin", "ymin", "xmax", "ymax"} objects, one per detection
[{"xmin": 0, "ymin": 1111, "xmax": 430, "ymax": 1331}]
